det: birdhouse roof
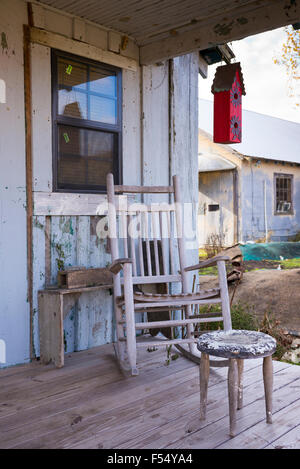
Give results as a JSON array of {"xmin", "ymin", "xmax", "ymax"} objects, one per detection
[{"xmin": 211, "ymin": 62, "xmax": 246, "ymax": 95}]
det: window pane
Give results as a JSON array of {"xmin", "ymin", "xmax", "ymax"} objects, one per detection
[
  {"xmin": 57, "ymin": 125, "xmax": 115, "ymax": 188},
  {"xmin": 86, "ymin": 130, "xmax": 114, "ymax": 186},
  {"xmin": 59, "ymin": 89, "xmax": 88, "ymax": 119},
  {"xmin": 89, "ymin": 95, "xmax": 117, "ymax": 124},
  {"xmin": 90, "ymin": 68, "xmax": 116, "ymax": 97},
  {"xmin": 275, "ymin": 174, "xmax": 293, "ymax": 213},
  {"xmin": 57, "ymin": 57, "xmax": 118, "ymax": 125},
  {"xmin": 58, "ymin": 58, "xmax": 88, "ymax": 91}
]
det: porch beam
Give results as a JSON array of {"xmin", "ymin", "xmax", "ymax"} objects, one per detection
[
  {"xmin": 140, "ymin": 0, "xmax": 300, "ymax": 65},
  {"xmin": 28, "ymin": 26, "xmax": 138, "ymax": 72}
]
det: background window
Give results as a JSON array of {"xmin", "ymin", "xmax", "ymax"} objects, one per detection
[
  {"xmin": 274, "ymin": 173, "xmax": 293, "ymax": 214},
  {"xmin": 52, "ymin": 50, "xmax": 122, "ymax": 192}
]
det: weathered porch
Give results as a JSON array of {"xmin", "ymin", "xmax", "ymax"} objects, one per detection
[{"xmin": 1, "ymin": 342, "xmax": 300, "ymax": 449}]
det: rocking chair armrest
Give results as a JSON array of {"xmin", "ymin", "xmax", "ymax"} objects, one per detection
[
  {"xmin": 109, "ymin": 258, "xmax": 133, "ymax": 275},
  {"xmin": 184, "ymin": 256, "xmax": 230, "ymax": 272}
]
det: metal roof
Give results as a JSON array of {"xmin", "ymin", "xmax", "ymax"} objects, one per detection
[
  {"xmin": 198, "ymin": 152, "xmax": 236, "ymax": 172},
  {"xmin": 199, "ymin": 99, "xmax": 300, "ymax": 165}
]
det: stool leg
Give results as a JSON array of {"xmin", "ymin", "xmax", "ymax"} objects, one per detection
[
  {"xmin": 237, "ymin": 359, "xmax": 244, "ymax": 410},
  {"xmin": 263, "ymin": 355, "xmax": 273, "ymax": 424},
  {"xmin": 199, "ymin": 352, "xmax": 210, "ymax": 421},
  {"xmin": 228, "ymin": 358, "xmax": 238, "ymax": 437}
]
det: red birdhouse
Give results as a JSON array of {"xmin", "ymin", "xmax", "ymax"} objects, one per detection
[{"xmin": 211, "ymin": 62, "xmax": 246, "ymax": 144}]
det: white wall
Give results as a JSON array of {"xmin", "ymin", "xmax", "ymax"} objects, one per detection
[{"xmin": 0, "ymin": 0, "xmax": 30, "ymax": 367}]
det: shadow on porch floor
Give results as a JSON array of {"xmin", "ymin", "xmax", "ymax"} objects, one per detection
[{"xmin": 0, "ymin": 339, "xmax": 300, "ymax": 449}]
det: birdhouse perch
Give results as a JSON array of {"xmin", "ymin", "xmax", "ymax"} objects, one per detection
[{"xmin": 211, "ymin": 62, "xmax": 246, "ymax": 144}]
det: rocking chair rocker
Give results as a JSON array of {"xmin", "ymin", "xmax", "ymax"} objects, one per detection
[{"xmin": 106, "ymin": 173, "xmax": 232, "ymax": 375}]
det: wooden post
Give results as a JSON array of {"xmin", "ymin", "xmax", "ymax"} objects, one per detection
[
  {"xmin": 217, "ymin": 260, "xmax": 232, "ymax": 331},
  {"xmin": 24, "ymin": 22, "xmax": 34, "ymax": 359},
  {"xmin": 38, "ymin": 292, "xmax": 64, "ymax": 368},
  {"xmin": 199, "ymin": 352, "xmax": 210, "ymax": 421},
  {"xmin": 123, "ymin": 262, "xmax": 138, "ymax": 375},
  {"xmin": 228, "ymin": 358, "xmax": 238, "ymax": 437},
  {"xmin": 263, "ymin": 355, "xmax": 273, "ymax": 424},
  {"xmin": 107, "ymin": 173, "xmax": 126, "ymax": 363},
  {"xmin": 237, "ymin": 359, "xmax": 244, "ymax": 410}
]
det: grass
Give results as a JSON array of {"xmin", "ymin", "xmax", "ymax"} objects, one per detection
[
  {"xmin": 274, "ymin": 258, "xmax": 300, "ymax": 269},
  {"xmin": 198, "ymin": 266, "xmax": 218, "ymax": 276},
  {"xmin": 198, "ymin": 257, "xmax": 300, "ymax": 275},
  {"xmin": 199, "ymin": 248, "xmax": 208, "ymax": 259},
  {"xmin": 196, "ymin": 302, "xmax": 258, "ymax": 333}
]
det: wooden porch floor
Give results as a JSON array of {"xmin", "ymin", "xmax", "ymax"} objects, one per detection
[{"xmin": 1, "ymin": 341, "xmax": 300, "ymax": 449}]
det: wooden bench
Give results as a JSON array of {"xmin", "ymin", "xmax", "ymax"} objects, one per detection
[{"xmin": 38, "ymin": 283, "xmax": 112, "ymax": 368}]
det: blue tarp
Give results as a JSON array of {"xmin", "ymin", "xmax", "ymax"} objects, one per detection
[{"xmin": 239, "ymin": 242, "xmax": 300, "ymax": 261}]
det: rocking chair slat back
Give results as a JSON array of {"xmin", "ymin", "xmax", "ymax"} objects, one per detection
[{"xmin": 107, "ymin": 174, "xmax": 181, "ymax": 285}]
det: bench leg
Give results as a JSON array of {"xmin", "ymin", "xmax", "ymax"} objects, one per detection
[
  {"xmin": 237, "ymin": 359, "xmax": 244, "ymax": 410},
  {"xmin": 199, "ymin": 352, "xmax": 210, "ymax": 421},
  {"xmin": 263, "ymin": 355, "xmax": 273, "ymax": 424},
  {"xmin": 38, "ymin": 292, "xmax": 64, "ymax": 368},
  {"xmin": 228, "ymin": 358, "xmax": 238, "ymax": 437}
]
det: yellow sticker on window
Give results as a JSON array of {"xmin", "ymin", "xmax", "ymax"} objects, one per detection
[
  {"xmin": 66, "ymin": 65, "xmax": 73, "ymax": 75},
  {"xmin": 63, "ymin": 132, "xmax": 70, "ymax": 143}
]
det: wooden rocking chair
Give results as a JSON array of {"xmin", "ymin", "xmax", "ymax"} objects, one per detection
[{"xmin": 106, "ymin": 173, "xmax": 232, "ymax": 376}]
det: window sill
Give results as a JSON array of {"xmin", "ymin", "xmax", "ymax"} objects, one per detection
[
  {"xmin": 33, "ymin": 191, "xmax": 123, "ymax": 216},
  {"xmin": 274, "ymin": 211, "xmax": 294, "ymax": 216}
]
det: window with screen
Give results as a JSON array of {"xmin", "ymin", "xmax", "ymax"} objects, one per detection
[
  {"xmin": 274, "ymin": 173, "xmax": 293, "ymax": 214},
  {"xmin": 52, "ymin": 50, "xmax": 122, "ymax": 192}
]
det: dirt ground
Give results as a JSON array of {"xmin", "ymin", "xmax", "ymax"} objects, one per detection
[{"xmin": 199, "ymin": 268, "xmax": 300, "ymax": 333}]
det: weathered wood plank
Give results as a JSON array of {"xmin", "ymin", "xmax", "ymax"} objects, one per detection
[
  {"xmin": 140, "ymin": 1, "xmax": 300, "ymax": 64},
  {"xmin": 115, "ymin": 185, "xmax": 174, "ymax": 194},
  {"xmin": 1, "ymin": 343, "xmax": 299, "ymax": 450},
  {"xmin": 32, "ymin": 216, "xmax": 46, "ymax": 358},
  {"xmin": 29, "ymin": 27, "xmax": 138, "ymax": 71},
  {"xmin": 0, "ymin": 356, "xmax": 196, "ymax": 448},
  {"xmin": 38, "ymin": 292, "xmax": 64, "ymax": 367},
  {"xmin": 33, "ymin": 192, "xmax": 107, "ymax": 216},
  {"xmin": 58, "ymin": 267, "xmax": 112, "ymax": 289},
  {"xmin": 167, "ymin": 365, "xmax": 300, "ymax": 449},
  {"xmin": 265, "ymin": 423, "xmax": 300, "ymax": 450},
  {"xmin": 117, "ymin": 361, "xmax": 294, "ymax": 449},
  {"xmin": 0, "ymin": 342, "xmax": 167, "ymax": 395}
]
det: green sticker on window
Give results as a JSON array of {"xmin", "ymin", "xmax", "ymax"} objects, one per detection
[
  {"xmin": 63, "ymin": 132, "xmax": 70, "ymax": 143},
  {"xmin": 66, "ymin": 65, "xmax": 72, "ymax": 75}
]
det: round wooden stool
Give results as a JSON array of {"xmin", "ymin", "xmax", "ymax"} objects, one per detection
[{"xmin": 197, "ymin": 329, "xmax": 277, "ymax": 437}]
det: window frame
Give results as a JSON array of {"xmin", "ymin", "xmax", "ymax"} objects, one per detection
[
  {"xmin": 51, "ymin": 49, "xmax": 122, "ymax": 193},
  {"xmin": 274, "ymin": 173, "xmax": 294, "ymax": 215}
]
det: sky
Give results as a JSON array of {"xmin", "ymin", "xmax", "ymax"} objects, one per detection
[{"xmin": 199, "ymin": 27, "xmax": 300, "ymax": 124}]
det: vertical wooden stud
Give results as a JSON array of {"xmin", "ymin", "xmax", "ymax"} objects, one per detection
[{"xmin": 24, "ymin": 22, "xmax": 34, "ymax": 359}]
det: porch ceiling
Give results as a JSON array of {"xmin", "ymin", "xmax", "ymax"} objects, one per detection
[{"xmin": 37, "ymin": 0, "xmax": 300, "ymax": 64}]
